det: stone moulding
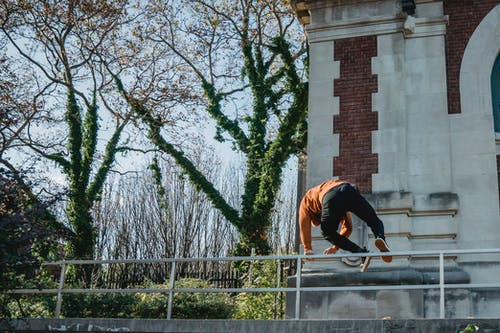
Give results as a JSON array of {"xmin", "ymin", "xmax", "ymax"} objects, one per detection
[
  {"xmin": 292, "ymin": 0, "xmax": 448, "ymax": 42},
  {"xmin": 306, "ymin": 14, "xmax": 448, "ymax": 42},
  {"xmin": 287, "ymin": 267, "xmax": 470, "ymax": 287},
  {"xmin": 364, "ymin": 191, "xmax": 459, "ymax": 217}
]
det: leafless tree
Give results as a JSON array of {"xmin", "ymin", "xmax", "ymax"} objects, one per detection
[{"xmin": 92, "ymin": 145, "xmax": 297, "ymax": 285}]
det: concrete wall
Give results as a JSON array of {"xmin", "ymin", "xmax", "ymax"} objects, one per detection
[{"xmin": 3, "ymin": 318, "xmax": 500, "ymax": 333}]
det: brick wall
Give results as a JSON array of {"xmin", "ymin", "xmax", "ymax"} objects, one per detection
[
  {"xmin": 444, "ymin": 0, "xmax": 500, "ymax": 114},
  {"xmin": 333, "ymin": 36, "xmax": 378, "ymax": 193}
]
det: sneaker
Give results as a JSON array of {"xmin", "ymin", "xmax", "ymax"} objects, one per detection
[{"xmin": 375, "ymin": 237, "xmax": 392, "ymax": 263}]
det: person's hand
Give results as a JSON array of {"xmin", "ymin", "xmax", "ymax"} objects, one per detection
[{"xmin": 323, "ymin": 246, "xmax": 339, "ymax": 255}]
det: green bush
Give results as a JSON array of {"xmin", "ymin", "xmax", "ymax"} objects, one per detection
[
  {"xmin": 456, "ymin": 324, "xmax": 479, "ymax": 333},
  {"xmin": 3, "ymin": 294, "xmax": 55, "ymax": 318},
  {"xmin": 135, "ymin": 279, "xmax": 235, "ymax": 319},
  {"xmin": 233, "ymin": 260, "xmax": 284, "ymax": 319},
  {"xmin": 3, "ymin": 277, "xmax": 236, "ymax": 319},
  {"xmin": 133, "ymin": 287, "xmax": 169, "ymax": 319},
  {"xmin": 0, "ymin": 171, "xmax": 63, "ymax": 318},
  {"xmin": 2, "ymin": 271, "xmax": 57, "ymax": 318},
  {"xmin": 52, "ymin": 278, "xmax": 234, "ymax": 319},
  {"xmin": 61, "ymin": 293, "xmax": 136, "ymax": 318}
]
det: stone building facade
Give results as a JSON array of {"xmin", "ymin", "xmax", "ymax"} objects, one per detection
[{"xmin": 289, "ymin": 0, "xmax": 500, "ymax": 319}]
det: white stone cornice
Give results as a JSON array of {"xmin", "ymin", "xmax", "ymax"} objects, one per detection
[
  {"xmin": 377, "ymin": 207, "xmax": 457, "ymax": 217},
  {"xmin": 409, "ymin": 233, "xmax": 457, "ymax": 239},
  {"xmin": 403, "ymin": 15, "xmax": 449, "ymax": 38},
  {"xmin": 306, "ymin": 14, "xmax": 448, "ymax": 42},
  {"xmin": 307, "ymin": 15, "xmax": 405, "ymax": 42},
  {"xmin": 366, "ymin": 232, "xmax": 457, "ymax": 239},
  {"xmin": 303, "ymin": 0, "xmax": 396, "ymax": 9}
]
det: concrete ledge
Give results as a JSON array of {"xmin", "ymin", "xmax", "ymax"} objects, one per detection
[
  {"xmin": 284, "ymin": 268, "xmax": 472, "ymax": 319},
  {"xmin": 287, "ymin": 267, "xmax": 470, "ymax": 287},
  {"xmin": 2, "ymin": 318, "xmax": 500, "ymax": 333}
]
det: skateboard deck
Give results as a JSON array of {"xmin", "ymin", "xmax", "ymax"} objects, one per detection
[
  {"xmin": 360, "ymin": 253, "xmax": 393, "ymax": 272},
  {"xmin": 360, "ymin": 256, "xmax": 372, "ymax": 272}
]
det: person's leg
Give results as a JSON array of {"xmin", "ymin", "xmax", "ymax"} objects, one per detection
[
  {"xmin": 341, "ymin": 184, "xmax": 392, "ymax": 262},
  {"xmin": 341, "ymin": 184, "xmax": 385, "ymax": 238},
  {"xmin": 320, "ymin": 186, "xmax": 365, "ymax": 253}
]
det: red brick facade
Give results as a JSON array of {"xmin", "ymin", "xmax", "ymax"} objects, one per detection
[
  {"xmin": 333, "ymin": 36, "xmax": 378, "ymax": 193},
  {"xmin": 444, "ymin": 0, "xmax": 500, "ymax": 114}
]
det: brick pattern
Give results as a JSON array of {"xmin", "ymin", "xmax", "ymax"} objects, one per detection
[
  {"xmin": 444, "ymin": 0, "xmax": 500, "ymax": 114},
  {"xmin": 333, "ymin": 36, "xmax": 378, "ymax": 193}
]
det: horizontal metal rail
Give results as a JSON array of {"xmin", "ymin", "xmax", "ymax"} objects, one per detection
[
  {"xmin": 6, "ymin": 248, "xmax": 500, "ymax": 320},
  {"xmin": 36, "ymin": 247, "xmax": 500, "ymax": 265},
  {"xmin": 10, "ymin": 282, "xmax": 500, "ymax": 295}
]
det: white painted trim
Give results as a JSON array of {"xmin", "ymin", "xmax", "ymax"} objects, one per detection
[
  {"xmin": 307, "ymin": 14, "xmax": 448, "ymax": 43},
  {"xmin": 453, "ymin": 4, "xmax": 500, "ymax": 248},
  {"xmin": 409, "ymin": 234, "xmax": 457, "ymax": 240},
  {"xmin": 403, "ymin": 15, "xmax": 449, "ymax": 38},
  {"xmin": 377, "ymin": 208, "xmax": 457, "ymax": 217},
  {"xmin": 308, "ymin": 15, "xmax": 403, "ymax": 42},
  {"xmin": 459, "ymin": 5, "xmax": 500, "ymax": 116}
]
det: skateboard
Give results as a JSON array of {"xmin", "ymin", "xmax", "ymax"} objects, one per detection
[
  {"xmin": 359, "ymin": 252, "xmax": 393, "ymax": 272},
  {"xmin": 358, "ymin": 222, "xmax": 393, "ymax": 271},
  {"xmin": 360, "ymin": 255, "xmax": 372, "ymax": 272}
]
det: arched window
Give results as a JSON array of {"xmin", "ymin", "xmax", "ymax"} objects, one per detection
[{"xmin": 493, "ymin": 53, "xmax": 500, "ymax": 132}]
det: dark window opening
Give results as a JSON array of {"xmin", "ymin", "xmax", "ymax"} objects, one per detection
[{"xmin": 492, "ymin": 53, "xmax": 500, "ymax": 132}]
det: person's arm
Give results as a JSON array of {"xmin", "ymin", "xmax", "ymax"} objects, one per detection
[
  {"xmin": 299, "ymin": 204, "xmax": 313, "ymax": 253},
  {"xmin": 340, "ymin": 212, "xmax": 353, "ymax": 238}
]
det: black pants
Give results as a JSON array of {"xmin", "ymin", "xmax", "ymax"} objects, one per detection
[{"xmin": 320, "ymin": 183, "xmax": 385, "ymax": 253}]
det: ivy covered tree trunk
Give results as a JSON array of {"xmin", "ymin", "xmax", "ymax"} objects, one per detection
[
  {"xmin": 117, "ymin": 0, "xmax": 308, "ymax": 257},
  {"xmin": 1, "ymin": 1, "xmax": 131, "ymax": 268},
  {"xmin": 63, "ymin": 88, "xmax": 128, "ymax": 262}
]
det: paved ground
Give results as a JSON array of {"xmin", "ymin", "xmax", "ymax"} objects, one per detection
[{"xmin": 2, "ymin": 318, "xmax": 500, "ymax": 333}]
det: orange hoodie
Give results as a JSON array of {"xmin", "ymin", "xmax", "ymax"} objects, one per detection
[{"xmin": 299, "ymin": 179, "xmax": 352, "ymax": 252}]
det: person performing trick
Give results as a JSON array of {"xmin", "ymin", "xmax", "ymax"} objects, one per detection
[{"xmin": 299, "ymin": 179, "xmax": 392, "ymax": 267}]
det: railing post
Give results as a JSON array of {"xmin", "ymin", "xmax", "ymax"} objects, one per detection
[
  {"xmin": 276, "ymin": 259, "xmax": 281, "ymax": 320},
  {"xmin": 294, "ymin": 255, "xmax": 302, "ymax": 320},
  {"xmin": 167, "ymin": 259, "xmax": 176, "ymax": 320},
  {"xmin": 249, "ymin": 248, "xmax": 256, "ymax": 283},
  {"xmin": 439, "ymin": 252, "xmax": 445, "ymax": 319},
  {"xmin": 55, "ymin": 263, "xmax": 66, "ymax": 318}
]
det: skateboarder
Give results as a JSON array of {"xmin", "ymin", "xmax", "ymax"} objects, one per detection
[{"xmin": 299, "ymin": 179, "xmax": 392, "ymax": 262}]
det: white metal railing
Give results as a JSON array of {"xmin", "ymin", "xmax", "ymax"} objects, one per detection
[{"xmin": 6, "ymin": 248, "xmax": 500, "ymax": 320}]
